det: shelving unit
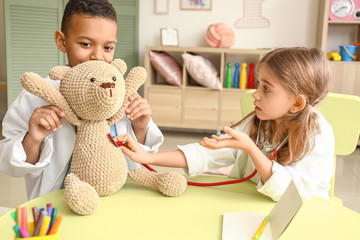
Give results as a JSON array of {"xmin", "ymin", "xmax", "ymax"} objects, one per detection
[
  {"xmin": 317, "ymin": 0, "xmax": 360, "ymax": 96},
  {"xmin": 143, "ymin": 46, "xmax": 270, "ymax": 131}
]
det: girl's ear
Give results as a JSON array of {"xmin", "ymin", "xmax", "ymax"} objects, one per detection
[
  {"xmin": 290, "ymin": 95, "xmax": 306, "ymax": 113},
  {"xmin": 54, "ymin": 30, "xmax": 66, "ymax": 53}
]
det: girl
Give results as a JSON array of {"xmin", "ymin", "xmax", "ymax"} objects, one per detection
[{"xmin": 118, "ymin": 47, "xmax": 335, "ymax": 201}]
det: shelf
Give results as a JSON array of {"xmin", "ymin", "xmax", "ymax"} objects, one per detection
[
  {"xmin": 328, "ymin": 20, "xmax": 360, "ymax": 25},
  {"xmin": 317, "ymin": 0, "xmax": 360, "ymax": 96},
  {"xmin": 144, "ymin": 46, "xmax": 268, "ymax": 131}
]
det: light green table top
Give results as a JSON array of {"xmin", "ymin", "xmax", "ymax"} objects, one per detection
[{"xmin": 1, "ymin": 175, "xmax": 359, "ymax": 239}]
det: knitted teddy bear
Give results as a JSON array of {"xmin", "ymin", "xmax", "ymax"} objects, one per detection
[{"xmin": 20, "ymin": 59, "xmax": 187, "ymax": 215}]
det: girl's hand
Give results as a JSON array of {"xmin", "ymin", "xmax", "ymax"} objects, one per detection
[
  {"xmin": 116, "ymin": 133, "xmax": 151, "ymax": 164},
  {"xmin": 200, "ymin": 126, "xmax": 253, "ymax": 152},
  {"xmin": 126, "ymin": 93, "xmax": 151, "ymax": 130}
]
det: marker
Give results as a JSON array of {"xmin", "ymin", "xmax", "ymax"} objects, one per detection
[
  {"xmin": 253, "ymin": 215, "xmax": 270, "ymax": 240},
  {"xmin": 16, "ymin": 207, "xmax": 22, "ymax": 226},
  {"xmin": 47, "ymin": 207, "xmax": 53, "ymax": 223},
  {"xmin": 19, "ymin": 226, "xmax": 30, "ymax": 238},
  {"xmin": 34, "ymin": 210, "xmax": 46, "ymax": 236},
  {"xmin": 21, "ymin": 207, "xmax": 28, "ymax": 232},
  {"xmin": 49, "ymin": 208, "xmax": 58, "ymax": 230},
  {"xmin": 38, "ymin": 216, "xmax": 51, "ymax": 236},
  {"xmin": 10, "ymin": 211, "xmax": 16, "ymax": 222},
  {"xmin": 48, "ymin": 215, "xmax": 63, "ymax": 235},
  {"xmin": 13, "ymin": 225, "xmax": 22, "ymax": 238}
]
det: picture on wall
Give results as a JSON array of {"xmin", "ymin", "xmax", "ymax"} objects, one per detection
[{"xmin": 180, "ymin": 0, "xmax": 212, "ymax": 11}]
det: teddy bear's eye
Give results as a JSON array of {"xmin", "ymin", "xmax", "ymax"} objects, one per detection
[
  {"xmin": 90, "ymin": 78, "xmax": 96, "ymax": 82},
  {"xmin": 112, "ymin": 77, "xmax": 116, "ymax": 81}
]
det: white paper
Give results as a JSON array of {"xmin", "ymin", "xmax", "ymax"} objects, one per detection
[
  {"xmin": 222, "ymin": 181, "xmax": 303, "ymax": 240},
  {"xmin": 222, "ymin": 212, "xmax": 273, "ymax": 240}
]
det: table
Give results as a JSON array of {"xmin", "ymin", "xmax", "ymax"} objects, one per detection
[{"xmin": 0, "ymin": 175, "xmax": 359, "ymax": 239}]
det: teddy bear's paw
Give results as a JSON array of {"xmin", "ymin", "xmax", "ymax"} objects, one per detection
[
  {"xmin": 64, "ymin": 173, "xmax": 100, "ymax": 215},
  {"xmin": 157, "ymin": 172, "xmax": 187, "ymax": 197},
  {"xmin": 128, "ymin": 169, "xmax": 187, "ymax": 196}
]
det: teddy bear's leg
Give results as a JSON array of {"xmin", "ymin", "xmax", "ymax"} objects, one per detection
[
  {"xmin": 128, "ymin": 169, "xmax": 187, "ymax": 197},
  {"xmin": 64, "ymin": 173, "xmax": 100, "ymax": 215}
]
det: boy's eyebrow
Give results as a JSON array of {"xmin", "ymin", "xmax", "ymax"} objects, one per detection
[{"xmin": 78, "ymin": 36, "xmax": 117, "ymax": 44}]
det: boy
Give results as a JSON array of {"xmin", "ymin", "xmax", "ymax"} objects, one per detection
[{"xmin": 0, "ymin": 0, "xmax": 163, "ymax": 200}]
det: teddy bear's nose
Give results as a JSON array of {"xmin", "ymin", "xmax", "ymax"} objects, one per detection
[{"xmin": 101, "ymin": 82, "xmax": 115, "ymax": 89}]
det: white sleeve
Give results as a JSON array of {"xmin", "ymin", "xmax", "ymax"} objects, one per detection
[
  {"xmin": 0, "ymin": 90, "xmax": 54, "ymax": 177},
  {"xmin": 257, "ymin": 115, "xmax": 335, "ymax": 201},
  {"xmin": 178, "ymin": 118, "xmax": 252, "ymax": 177}
]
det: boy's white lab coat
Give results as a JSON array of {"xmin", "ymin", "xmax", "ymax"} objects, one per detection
[
  {"xmin": 0, "ymin": 77, "xmax": 164, "ymax": 200},
  {"xmin": 179, "ymin": 113, "xmax": 335, "ymax": 201}
]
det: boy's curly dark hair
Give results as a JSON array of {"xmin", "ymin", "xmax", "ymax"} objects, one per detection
[{"xmin": 61, "ymin": 0, "xmax": 117, "ymax": 34}]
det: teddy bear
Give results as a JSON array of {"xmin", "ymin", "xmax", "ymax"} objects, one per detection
[{"xmin": 20, "ymin": 59, "xmax": 187, "ymax": 215}]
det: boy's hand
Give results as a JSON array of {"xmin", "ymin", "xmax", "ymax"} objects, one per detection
[
  {"xmin": 126, "ymin": 93, "xmax": 151, "ymax": 129},
  {"xmin": 200, "ymin": 126, "xmax": 253, "ymax": 152},
  {"xmin": 116, "ymin": 134, "xmax": 151, "ymax": 164},
  {"xmin": 27, "ymin": 105, "xmax": 65, "ymax": 143}
]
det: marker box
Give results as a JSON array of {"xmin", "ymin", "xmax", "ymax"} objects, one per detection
[{"xmin": 14, "ymin": 222, "xmax": 59, "ymax": 240}]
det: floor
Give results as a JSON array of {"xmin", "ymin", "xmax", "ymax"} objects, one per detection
[{"xmin": 0, "ymin": 128, "xmax": 359, "ymax": 216}]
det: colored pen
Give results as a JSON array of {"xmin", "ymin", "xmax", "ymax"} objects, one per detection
[
  {"xmin": 38, "ymin": 216, "xmax": 51, "ymax": 236},
  {"xmin": 253, "ymin": 215, "xmax": 270, "ymax": 240},
  {"xmin": 16, "ymin": 207, "xmax": 22, "ymax": 226},
  {"xmin": 48, "ymin": 215, "xmax": 63, "ymax": 235},
  {"xmin": 32, "ymin": 207, "xmax": 38, "ymax": 235},
  {"xmin": 13, "ymin": 225, "xmax": 22, "ymax": 238},
  {"xmin": 19, "ymin": 226, "xmax": 30, "ymax": 238},
  {"xmin": 21, "ymin": 207, "xmax": 28, "ymax": 232},
  {"xmin": 49, "ymin": 208, "xmax": 58, "ymax": 231},
  {"xmin": 35, "ymin": 209, "xmax": 44, "ymax": 232},
  {"xmin": 34, "ymin": 210, "xmax": 46, "ymax": 236},
  {"xmin": 32, "ymin": 207, "xmax": 38, "ymax": 223},
  {"xmin": 11, "ymin": 211, "xmax": 16, "ymax": 222}
]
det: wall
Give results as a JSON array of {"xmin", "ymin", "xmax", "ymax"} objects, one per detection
[{"xmin": 138, "ymin": 0, "xmax": 319, "ymax": 65}]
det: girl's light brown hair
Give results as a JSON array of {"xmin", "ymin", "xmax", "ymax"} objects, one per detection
[{"xmin": 235, "ymin": 47, "xmax": 329, "ymax": 165}]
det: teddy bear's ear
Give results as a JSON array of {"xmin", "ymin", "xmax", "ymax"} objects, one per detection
[
  {"xmin": 111, "ymin": 59, "xmax": 127, "ymax": 75},
  {"xmin": 49, "ymin": 65, "xmax": 71, "ymax": 80}
]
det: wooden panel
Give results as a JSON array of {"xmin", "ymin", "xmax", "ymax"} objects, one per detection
[
  {"xmin": 220, "ymin": 90, "xmax": 244, "ymax": 128},
  {"xmin": 4, "ymin": 0, "xmax": 64, "ymax": 106},
  {"xmin": 110, "ymin": 0, "xmax": 139, "ymax": 73},
  {"xmin": 148, "ymin": 86, "xmax": 182, "ymax": 126},
  {"xmin": 328, "ymin": 62, "xmax": 360, "ymax": 96},
  {"xmin": 183, "ymin": 89, "xmax": 219, "ymax": 129}
]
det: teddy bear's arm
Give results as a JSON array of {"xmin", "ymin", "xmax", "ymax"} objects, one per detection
[
  {"xmin": 21, "ymin": 72, "xmax": 82, "ymax": 126},
  {"xmin": 107, "ymin": 67, "xmax": 147, "ymax": 125}
]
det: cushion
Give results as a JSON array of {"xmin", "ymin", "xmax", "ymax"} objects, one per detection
[
  {"xmin": 182, "ymin": 53, "xmax": 222, "ymax": 90},
  {"xmin": 149, "ymin": 51, "xmax": 182, "ymax": 86}
]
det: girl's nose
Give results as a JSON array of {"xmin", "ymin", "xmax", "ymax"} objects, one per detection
[{"xmin": 252, "ymin": 90, "xmax": 260, "ymax": 100}]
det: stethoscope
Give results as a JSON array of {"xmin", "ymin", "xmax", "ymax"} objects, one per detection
[{"xmin": 108, "ymin": 120, "xmax": 288, "ymax": 187}]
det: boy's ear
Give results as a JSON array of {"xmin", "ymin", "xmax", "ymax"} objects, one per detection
[
  {"xmin": 54, "ymin": 30, "xmax": 66, "ymax": 53},
  {"xmin": 290, "ymin": 95, "xmax": 306, "ymax": 113}
]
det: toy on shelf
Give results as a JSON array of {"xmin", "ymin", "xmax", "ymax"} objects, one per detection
[
  {"xmin": 248, "ymin": 63, "xmax": 255, "ymax": 89},
  {"xmin": 225, "ymin": 62, "xmax": 232, "ymax": 88},
  {"xmin": 240, "ymin": 63, "xmax": 247, "ymax": 89},
  {"xmin": 327, "ymin": 52, "xmax": 341, "ymax": 61},
  {"xmin": 339, "ymin": 42, "xmax": 359, "ymax": 62},
  {"xmin": 233, "ymin": 63, "xmax": 240, "ymax": 88},
  {"xmin": 205, "ymin": 22, "xmax": 235, "ymax": 48}
]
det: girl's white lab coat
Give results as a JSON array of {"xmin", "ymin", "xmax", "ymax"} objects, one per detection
[
  {"xmin": 0, "ymin": 77, "xmax": 164, "ymax": 200},
  {"xmin": 178, "ymin": 114, "xmax": 335, "ymax": 201}
]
